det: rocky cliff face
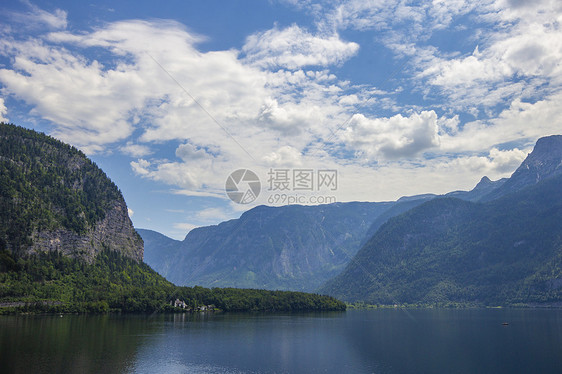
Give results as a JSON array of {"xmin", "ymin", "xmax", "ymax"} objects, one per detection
[
  {"xmin": 0, "ymin": 122, "xmax": 143, "ymax": 263},
  {"xmin": 30, "ymin": 199, "xmax": 143, "ymax": 263}
]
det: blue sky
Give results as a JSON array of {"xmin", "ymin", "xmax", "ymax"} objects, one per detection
[{"xmin": 1, "ymin": 0, "xmax": 561, "ymax": 239}]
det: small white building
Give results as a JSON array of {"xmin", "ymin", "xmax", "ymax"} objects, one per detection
[{"xmin": 172, "ymin": 299, "xmax": 187, "ymax": 309}]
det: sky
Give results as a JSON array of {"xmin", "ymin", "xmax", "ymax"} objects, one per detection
[{"xmin": 1, "ymin": 0, "xmax": 561, "ymax": 239}]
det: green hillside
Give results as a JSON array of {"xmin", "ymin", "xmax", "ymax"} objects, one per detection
[
  {"xmin": 320, "ymin": 173, "xmax": 562, "ymax": 306},
  {"xmin": 0, "ymin": 248, "xmax": 345, "ymax": 313},
  {"xmin": 0, "ymin": 122, "xmax": 345, "ymax": 313},
  {"xmin": 0, "ymin": 122, "xmax": 121, "ymax": 251}
]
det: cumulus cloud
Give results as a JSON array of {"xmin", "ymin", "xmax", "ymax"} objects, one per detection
[
  {"xmin": 443, "ymin": 147, "xmax": 528, "ymax": 175},
  {"xmin": 413, "ymin": 1, "xmax": 562, "ymax": 112},
  {"xmin": 343, "ymin": 111, "xmax": 440, "ymax": 159},
  {"xmin": 175, "ymin": 143, "xmax": 211, "ymax": 161},
  {"xmin": 1, "ymin": 1, "xmax": 561, "ymax": 206},
  {"xmin": 435, "ymin": 93, "xmax": 562, "ymax": 154},
  {"xmin": 257, "ymin": 97, "xmax": 324, "ymax": 136},
  {"xmin": 263, "ymin": 145, "xmax": 303, "ymax": 167},
  {"xmin": 0, "ymin": 36, "xmax": 140, "ymax": 153},
  {"xmin": 130, "ymin": 159, "xmax": 151, "ymax": 176},
  {"xmin": 242, "ymin": 25, "xmax": 359, "ymax": 70},
  {"xmin": 488, "ymin": 147, "xmax": 528, "ymax": 173}
]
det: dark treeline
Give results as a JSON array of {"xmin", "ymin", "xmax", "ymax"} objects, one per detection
[{"xmin": 0, "ymin": 249, "xmax": 345, "ymax": 314}]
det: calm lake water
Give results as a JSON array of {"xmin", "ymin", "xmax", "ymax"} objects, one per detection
[{"xmin": 2, "ymin": 309, "xmax": 562, "ymax": 373}]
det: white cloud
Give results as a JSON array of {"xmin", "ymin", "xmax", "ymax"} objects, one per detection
[
  {"xmin": 343, "ymin": 111, "xmax": 440, "ymax": 159},
  {"xmin": 130, "ymin": 159, "xmax": 151, "ymax": 176},
  {"xmin": 242, "ymin": 25, "xmax": 359, "ymax": 70},
  {"xmin": 286, "ymin": 0, "xmax": 562, "ymax": 117},
  {"xmin": 8, "ymin": 0, "xmax": 68, "ymax": 30},
  {"xmin": 131, "ymin": 158, "xmax": 205, "ymax": 189},
  {"xmin": 175, "ymin": 143, "xmax": 211, "ymax": 160},
  {"xmin": 0, "ymin": 19, "xmax": 269, "ymax": 154},
  {"xmin": 172, "ymin": 189, "xmax": 227, "ymax": 199},
  {"xmin": 437, "ymin": 93, "xmax": 562, "ymax": 154},
  {"xmin": 488, "ymin": 147, "xmax": 528, "ymax": 173},
  {"xmin": 127, "ymin": 208, "xmax": 134, "ymax": 218},
  {"xmin": 196, "ymin": 207, "xmax": 231, "ymax": 222},
  {"xmin": 1, "ymin": 2, "xmax": 561, "ymax": 209},
  {"xmin": 442, "ymin": 147, "xmax": 528, "ymax": 175},
  {"xmin": 0, "ymin": 98, "xmax": 8, "ymax": 122},
  {"xmin": 412, "ymin": 1, "xmax": 562, "ymax": 112},
  {"xmin": 0, "ymin": 37, "xmax": 139, "ymax": 153},
  {"xmin": 120, "ymin": 141, "xmax": 152, "ymax": 157},
  {"xmin": 257, "ymin": 97, "xmax": 326, "ymax": 136},
  {"xmin": 263, "ymin": 145, "xmax": 303, "ymax": 167}
]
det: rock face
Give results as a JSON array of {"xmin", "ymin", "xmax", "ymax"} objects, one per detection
[
  {"xmin": 31, "ymin": 199, "xmax": 143, "ymax": 263},
  {"xmin": 0, "ymin": 122, "xmax": 143, "ymax": 263}
]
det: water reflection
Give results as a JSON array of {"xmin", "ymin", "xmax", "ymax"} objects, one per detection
[
  {"xmin": 2, "ymin": 309, "xmax": 562, "ymax": 374},
  {"xmin": 0, "ymin": 314, "xmax": 162, "ymax": 374},
  {"xmin": 340, "ymin": 309, "xmax": 562, "ymax": 373}
]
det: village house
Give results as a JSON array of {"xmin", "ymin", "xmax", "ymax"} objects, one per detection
[{"xmin": 172, "ymin": 299, "xmax": 187, "ymax": 309}]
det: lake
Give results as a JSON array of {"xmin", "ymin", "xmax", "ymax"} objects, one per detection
[{"xmin": 2, "ymin": 308, "xmax": 562, "ymax": 373}]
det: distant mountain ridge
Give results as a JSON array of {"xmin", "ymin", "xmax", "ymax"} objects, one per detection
[
  {"xmin": 141, "ymin": 202, "xmax": 392, "ymax": 291},
  {"xmin": 320, "ymin": 135, "xmax": 562, "ymax": 305},
  {"xmin": 446, "ymin": 176, "xmax": 508, "ymax": 201},
  {"xmin": 142, "ymin": 170, "xmax": 509, "ymax": 292},
  {"xmin": 138, "ymin": 229, "xmax": 181, "ymax": 276},
  {"xmin": 359, "ymin": 176, "xmax": 507, "ymax": 247},
  {"xmin": 143, "ymin": 135, "xmax": 561, "ymax": 299}
]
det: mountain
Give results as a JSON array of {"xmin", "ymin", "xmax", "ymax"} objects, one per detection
[
  {"xmin": 359, "ymin": 177, "xmax": 506, "ymax": 247},
  {"xmin": 0, "ymin": 122, "xmax": 142, "ymax": 263},
  {"xmin": 0, "ymin": 122, "xmax": 345, "ymax": 313},
  {"xmin": 360, "ymin": 195, "xmax": 435, "ymax": 247},
  {"xmin": 320, "ymin": 135, "xmax": 562, "ymax": 306},
  {"xmin": 137, "ymin": 229, "xmax": 181, "ymax": 277},
  {"xmin": 482, "ymin": 135, "xmax": 562, "ymax": 201},
  {"xmin": 141, "ymin": 202, "xmax": 393, "ymax": 291},
  {"xmin": 140, "ymin": 148, "xmax": 524, "ymax": 293},
  {"xmin": 445, "ymin": 176, "xmax": 507, "ymax": 202}
]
